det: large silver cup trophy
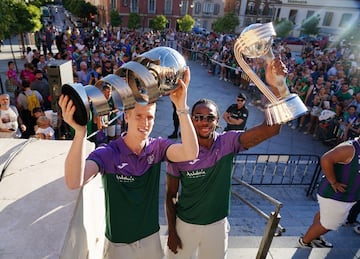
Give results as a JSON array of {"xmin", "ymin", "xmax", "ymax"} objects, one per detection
[
  {"xmin": 234, "ymin": 22, "xmax": 307, "ymax": 125},
  {"xmin": 61, "ymin": 47, "xmax": 186, "ymax": 128}
]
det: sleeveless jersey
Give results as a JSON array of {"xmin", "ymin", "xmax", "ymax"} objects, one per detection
[
  {"xmin": 87, "ymin": 136, "xmax": 172, "ymax": 243},
  {"xmin": 318, "ymin": 139, "xmax": 360, "ymax": 202},
  {"xmin": 167, "ymin": 131, "xmax": 245, "ymax": 225}
]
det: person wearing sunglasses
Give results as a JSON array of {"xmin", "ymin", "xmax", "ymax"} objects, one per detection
[
  {"xmin": 223, "ymin": 92, "xmax": 249, "ymax": 131},
  {"xmin": 59, "ymin": 67, "xmax": 199, "ymax": 259},
  {"xmin": 165, "ymin": 58, "xmax": 287, "ymax": 259}
]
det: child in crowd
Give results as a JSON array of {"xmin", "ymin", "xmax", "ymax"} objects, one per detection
[{"xmin": 35, "ymin": 115, "xmax": 55, "ymax": 140}]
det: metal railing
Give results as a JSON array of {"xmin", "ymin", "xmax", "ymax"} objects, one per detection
[
  {"xmin": 232, "ymin": 177, "xmax": 284, "ymax": 259},
  {"xmin": 232, "ymin": 153, "xmax": 322, "ymax": 197},
  {"xmin": 230, "ymin": 153, "xmax": 322, "ymax": 258}
]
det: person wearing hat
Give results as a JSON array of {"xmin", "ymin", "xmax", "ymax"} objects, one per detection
[{"xmin": 222, "ymin": 93, "xmax": 249, "ymax": 131}]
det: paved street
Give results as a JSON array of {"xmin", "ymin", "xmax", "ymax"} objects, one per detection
[{"xmin": 0, "ymin": 39, "xmax": 359, "ymax": 258}]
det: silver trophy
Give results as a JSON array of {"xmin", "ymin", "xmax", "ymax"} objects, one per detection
[
  {"xmin": 234, "ymin": 22, "xmax": 307, "ymax": 125},
  {"xmin": 61, "ymin": 47, "xmax": 187, "ymax": 126}
]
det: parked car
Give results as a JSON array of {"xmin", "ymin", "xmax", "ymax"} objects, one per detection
[
  {"xmin": 300, "ymin": 36, "xmax": 317, "ymax": 44},
  {"xmin": 191, "ymin": 27, "xmax": 210, "ymax": 35},
  {"xmin": 300, "ymin": 34, "xmax": 330, "ymax": 48},
  {"xmin": 281, "ymin": 36, "xmax": 305, "ymax": 45}
]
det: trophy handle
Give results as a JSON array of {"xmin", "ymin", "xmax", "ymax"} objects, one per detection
[
  {"xmin": 234, "ymin": 51, "xmax": 278, "ymax": 103},
  {"xmin": 264, "ymin": 51, "xmax": 291, "ymax": 99}
]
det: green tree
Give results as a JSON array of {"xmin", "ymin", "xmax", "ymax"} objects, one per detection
[
  {"xmin": 212, "ymin": 12, "xmax": 239, "ymax": 33},
  {"xmin": 150, "ymin": 15, "xmax": 168, "ymax": 31},
  {"xmin": 0, "ymin": 1, "xmax": 42, "ymax": 70},
  {"xmin": 0, "ymin": 0, "xmax": 16, "ymax": 40},
  {"xmin": 128, "ymin": 13, "xmax": 141, "ymax": 30},
  {"xmin": 81, "ymin": 2, "xmax": 98, "ymax": 20},
  {"xmin": 11, "ymin": 2, "xmax": 42, "ymax": 55},
  {"xmin": 273, "ymin": 19, "xmax": 293, "ymax": 38},
  {"xmin": 176, "ymin": 14, "xmax": 194, "ymax": 33},
  {"xmin": 300, "ymin": 15, "xmax": 321, "ymax": 36},
  {"xmin": 110, "ymin": 9, "xmax": 122, "ymax": 28}
]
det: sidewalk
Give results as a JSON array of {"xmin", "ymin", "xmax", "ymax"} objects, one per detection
[{"xmin": 0, "ymin": 38, "xmax": 28, "ymax": 93}]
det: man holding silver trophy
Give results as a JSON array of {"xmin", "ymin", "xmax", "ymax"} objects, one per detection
[{"xmin": 59, "ymin": 47, "xmax": 199, "ymax": 258}]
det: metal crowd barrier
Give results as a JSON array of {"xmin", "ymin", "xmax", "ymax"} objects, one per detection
[{"xmin": 232, "ymin": 153, "xmax": 322, "ymax": 197}]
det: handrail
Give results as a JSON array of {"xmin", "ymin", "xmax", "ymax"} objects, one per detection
[
  {"xmin": 232, "ymin": 177, "xmax": 285, "ymax": 233},
  {"xmin": 232, "ymin": 176, "xmax": 285, "ymax": 259}
]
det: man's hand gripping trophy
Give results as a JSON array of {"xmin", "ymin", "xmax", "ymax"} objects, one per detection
[{"xmin": 234, "ymin": 22, "xmax": 307, "ymax": 125}]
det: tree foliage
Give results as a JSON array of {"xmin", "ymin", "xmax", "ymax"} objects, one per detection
[
  {"xmin": 300, "ymin": 15, "xmax": 321, "ymax": 36},
  {"xmin": 0, "ymin": 0, "xmax": 16, "ymax": 39},
  {"xmin": 150, "ymin": 15, "xmax": 168, "ymax": 31},
  {"xmin": 63, "ymin": 0, "xmax": 97, "ymax": 20},
  {"xmin": 176, "ymin": 15, "xmax": 194, "ymax": 33},
  {"xmin": 212, "ymin": 12, "xmax": 239, "ymax": 33},
  {"xmin": 1, "ymin": 1, "xmax": 42, "ymax": 38},
  {"xmin": 110, "ymin": 9, "xmax": 122, "ymax": 28},
  {"xmin": 273, "ymin": 19, "xmax": 293, "ymax": 38},
  {"xmin": 127, "ymin": 13, "xmax": 141, "ymax": 30}
]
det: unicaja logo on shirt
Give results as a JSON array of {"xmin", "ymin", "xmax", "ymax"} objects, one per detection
[
  {"xmin": 116, "ymin": 174, "xmax": 135, "ymax": 183},
  {"xmin": 185, "ymin": 170, "xmax": 206, "ymax": 178}
]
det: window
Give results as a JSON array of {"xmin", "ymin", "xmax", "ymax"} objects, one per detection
[
  {"xmin": 213, "ymin": 3, "xmax": 220, "ymax": 15},
  {"xmin": 258, "ymin": 2, "xmax": 264, "ymax": 15},
  {"xmin": 289, "ymin": 9, "xmax": 297, "ymax": 24},
  {"xmin": 111, "ymin": 0, "xmax": 117, "ymax": 10},
  {"xmin": 203, "ymin": 2, "xmax": 214, "ymax": 15},
  {"xmin": 149, "ymin": 0, "xmax": 156, "ymax": 14},
  {"xmin": 269, "ymin": 5, "xmax": 276, "ymax": 17},
  {"xmin": 194, "ymin": 2, "xmax": 201, "ymax": 14},
  {"xmin": 275, "ymin": 8, "xmax": 281, "ymax": 20},
  {"xmin": 247, "ymin": 1, "xmax": 255, "ymax": 14},
  {"xmin": 339, "ymin": 13, "xmax": 352, "ymax": 27},
  {"xmin": 180, "ymin": 0, "xmax": 186, "ymax": 16},
  {"xmin": 123, "ymin": 0, "xmax": 128, "ymax": 6},
  {"xmin": 306, "ymin": 10, "xmax": 315, "ymax": 19},
  {"xmin": 130, "ymin": 0, "xmax": 139, "ymax": 13},
  {"xmin": 164, "ymin": 0, "xmax": 172, "ymax": 15},
  {"xmin": 322, "ymin": 12, "xmax": 333, "ymax": 26}
]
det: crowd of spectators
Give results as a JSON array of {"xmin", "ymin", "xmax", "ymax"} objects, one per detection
[
  {"xmin": 5, "ymin": 23, "xmax": 182, "ymax": 141},
  {"xmin": 176, "ymin": 32, "xmax": 360, "ymax": 147}
]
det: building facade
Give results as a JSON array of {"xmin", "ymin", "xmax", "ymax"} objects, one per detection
[
  {"xmin": 86, "ymin": 0, "xmax": 360, "ymax": 38},
  {"xmin": 86, "ymin": 0, "xmax": 225, "ymax": 31},
  {"xmin": 237, "ymin": 0, "xmax": 360, "ymax": 37}
]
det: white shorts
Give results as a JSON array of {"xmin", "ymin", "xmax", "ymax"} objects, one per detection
[
  {"xmin": 103, "ymin": 231, "xmax": 164, "ymax": 259},
  {"xmin": 166, "ymin": 217, "xmax": 230, "ymax": 259},
  {"xmin": 317, "ymin": 194, "xmax": 356, "ymax": 230}
]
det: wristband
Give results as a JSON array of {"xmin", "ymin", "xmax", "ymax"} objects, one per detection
[
  {"xmin": 330, "ymin": 182, "xmax": 337, "ymax": 186},
  {"xmin": 176, "ymin": 106, "xmax": 189, "ymax": 116}
]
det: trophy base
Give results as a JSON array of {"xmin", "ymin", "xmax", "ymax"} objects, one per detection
[{"xmin": 264, "ymin": 94, "xmax": 308, "ymax": 125}]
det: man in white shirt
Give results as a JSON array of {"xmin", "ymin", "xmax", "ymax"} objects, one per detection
[{"xmin": 0, "ymin": 94, "xmax": 25, "ymax": 138}]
